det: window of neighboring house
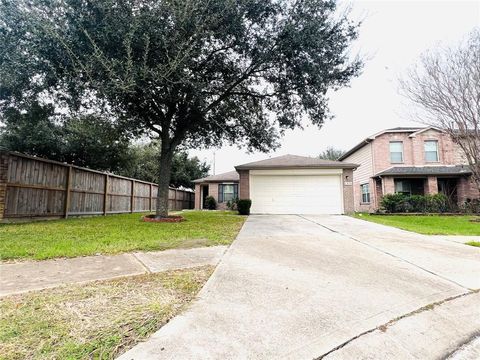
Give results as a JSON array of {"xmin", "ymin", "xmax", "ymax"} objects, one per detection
[
  {"xmin": 395, "ymin": 180, "xmax": 411, "ymax": 195},
  {"xmin": 218, "ymin": 184, "xmax": 238, "ymax": 203},
  {"xmin": 390, "ymin": 141, "xmax": 404, "ymax": 163},
  {"xmin": 394, "ymin": 179, "xmax": 424, "ymax": 196},
  {"xmin": 361, "ymin": 183, "xmax": 370, "ymax": 203},
  {"xmin": 424, "ymin": 140, "xmax": 439, "ymax": 162}
]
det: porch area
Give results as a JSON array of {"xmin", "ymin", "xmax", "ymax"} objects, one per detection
[{"xmin": 374, "ymin": 165, "xmax": 477, "ymax": 209}]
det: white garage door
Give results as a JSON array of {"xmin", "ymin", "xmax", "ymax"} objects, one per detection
[{"xmin": 250, "ymin": 171, "xmax": 344, "ymax": 214}]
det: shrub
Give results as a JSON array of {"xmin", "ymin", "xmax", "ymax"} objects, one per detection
[
  {"xmin": 461, "ymin": 198, "xmax": 480, "ymax": 214},
  {"xmin": 380, "ymin": 193, "xmax": 407, "ymax": 213},
  {"xmin": 408, "ymin": 195, "xmax": 427, "ymax": 212},
  {"xmin": 425, "ymin": 193, "xmax": 449, "ymax": 213},
  {"xmin": 204, "ymin": 196, "xmax": 217, "ymax": 210},
  {"xmin": 237, "ymin": 199, "xmax": 252, "ymax": 215},
  {"xmin": 380, "ymin": 193, "xmax": 451, "ymax": 213},
  {"xmin": 226, "ymin": 198, "xmax": 238, "ymax": 211}
]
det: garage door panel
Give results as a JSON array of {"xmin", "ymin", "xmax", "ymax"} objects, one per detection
[{"xmin": 250, "ymin": 175, "xmax": 343, "ymax": 214}]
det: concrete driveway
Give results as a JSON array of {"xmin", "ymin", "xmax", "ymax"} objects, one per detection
[{"xmin": 119, "ymin": 215, "xmax": 480, "ymax": 360}]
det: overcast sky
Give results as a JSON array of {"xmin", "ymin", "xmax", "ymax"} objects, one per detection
[{"xmin": 190, "ymin": 0, "xmax": 480, "ymax": 175}]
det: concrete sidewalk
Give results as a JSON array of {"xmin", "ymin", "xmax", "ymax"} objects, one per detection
[{"xmin": 0, "ymin": 246, "xmax": 227, "ymax": 297}]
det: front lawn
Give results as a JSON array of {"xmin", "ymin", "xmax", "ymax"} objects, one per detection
[
  {"xmin": 0, "ymin": 266, "xmax": 213, "ymax": 359},
  {"xmin": 353, "ymin": 214, "xmax": 480, "ymax": 236},
  {"xmin": 0, "ymin": 211, "xmax": 245, "ymax": 261}
]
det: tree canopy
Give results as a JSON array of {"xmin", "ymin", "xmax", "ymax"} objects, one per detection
[
  {"xmin": 318, "ymin": 147, "xmax": 345, "ymax": 161},
  {"xmin": 125, "ymin": 142, "xmax": 210, "ymax": 188},
  {"xmin": 1, "ymin": 0, "xmax": 362, "ymax": 216},
  {"xmin": 400, "ymin": 29, "xmax": 480, "ymax": 191},
  {"xmin": 0, "ymin": 105, "xmax": 210, "ymax": 188}
]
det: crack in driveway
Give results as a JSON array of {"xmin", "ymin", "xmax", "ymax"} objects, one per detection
[
  {"xmin": 314, "ymin": 290, "xmax": 477, "ymax": 359},
  {"xmin": 295, "ymin": 215, "xmax": 478, "ymax": 359},
  {"xmin": 297, "ymin": 215, "xmax": 472, "ymax": 291}
]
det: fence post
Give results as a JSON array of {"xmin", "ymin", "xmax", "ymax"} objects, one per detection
[
  {"xmin": 149, "ymin": 184, "xmax": 153, "ymax": 212},
  {"xmin": 64, "ymin": 166, "xmax": 72, "ymax": 218},
  {"xmin": 131, "ymin": 180, "xmax": 135, "ymax": 213},
  {"xmin": 103, "ymin": 174, "xmax": 109, "ymax": 215},
  {"xmin": 173, "ymin": 189, "xmax": 177, "ymax": 210},
  {"xmin": 0, "ymin": 152, "xmax": 9, "ymax": 221}
]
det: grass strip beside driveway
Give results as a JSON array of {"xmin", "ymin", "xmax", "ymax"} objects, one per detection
[
  {"xmin": 353, "ymin": 214, "xmax": 480, "ymax": 236},
  {"xmin": 0, "ymin": 211, "xmax": 245, "ymax": 261},
  {"xmin": 466, "ymin": 241, "xmax": 480, "ymax": 247},
  {"xmin": 0, "ymin": 266, "xmax": 213, "ymax": 360}
]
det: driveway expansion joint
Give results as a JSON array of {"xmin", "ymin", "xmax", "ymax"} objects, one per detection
[{"xmin": 297, "ymin": 215, "xmax": 472, "ymax": 291}]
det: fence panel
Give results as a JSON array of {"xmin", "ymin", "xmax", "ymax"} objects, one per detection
[
  {"xmin": 0, "ymin": 151, "xmax": 195, "ymax": 221},
  {"xmin": 4, "ymin": 154, "xmax": 68, "ymax": 217},
  {"xmin": 69, "ymin": 168, "xmax": 105, "ymax": 215}
]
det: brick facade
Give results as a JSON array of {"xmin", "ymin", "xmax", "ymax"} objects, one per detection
[
  {"xmin": 371, "ymin": 129, "xmax": 464, "ymax": 175},
  {"xmin": 426, "ymin": 176, "xmax": 438, "ymax": 195},
  {"xmin": 194, "ymin": 184, "xmax": 201, "ymax": 210},
  {"xmin": 457, "ymin": 177, "xmax": 480, "ymax": 202},
  {"xmin": 193, "ymin": 181, "xmax": 239, "ymax": 210},
  {"xmin": 238, "ymin": 170, "xmax": 250, "ymax": 199},
  {"xmin": 342, "ymin": 169, "xmax": 354, "ymax": 214},
  {"xmin": 345, "ymin": 128, "xmax": 478, "ymax": 212}
]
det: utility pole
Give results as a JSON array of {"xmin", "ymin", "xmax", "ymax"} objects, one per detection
[{"xmin": 213, "ymin": 151, "xmax": 216, "ymax": 175}]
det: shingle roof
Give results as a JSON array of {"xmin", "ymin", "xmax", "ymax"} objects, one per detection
[
  {"xmin": 386, "ymin": 127, "xmax": 423, "ymax": 132},
  {"xmin": 193, "ymin": 171, "xmax": 239, "ymax": 183},
  {"xmin": 375, "ymin": 166, "xmax": 472, "ymax": 177},
  {"xmin": 235, "ymin": 154, "xmax": 358, "ymax": 170},
  {"xmin": 339, "ymin": 126, "xmax": 440, "ymax": 161}
]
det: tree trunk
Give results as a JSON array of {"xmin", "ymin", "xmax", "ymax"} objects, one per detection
[{"xmin": 156, "ymin": 146, "xmax": 174, "ymax": 218}]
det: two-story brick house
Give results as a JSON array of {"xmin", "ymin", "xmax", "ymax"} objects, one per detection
[{"xmin": 339, "ymin": 127, "xmax": 479, "ymax": 212}]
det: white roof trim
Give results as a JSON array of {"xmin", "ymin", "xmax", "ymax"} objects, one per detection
[{"xmin": 408, "ymin": 126, "xmax": 445, "ymax": 137}]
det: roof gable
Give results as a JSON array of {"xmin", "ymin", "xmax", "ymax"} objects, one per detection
[{"xmin": 408, "ymin": 126, "xmax": 445, "ymax": 137}]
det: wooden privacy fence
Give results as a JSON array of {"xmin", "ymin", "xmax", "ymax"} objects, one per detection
[{"xmin": 0, "ymin": 151, "xmax": 194, "ymax": 221}]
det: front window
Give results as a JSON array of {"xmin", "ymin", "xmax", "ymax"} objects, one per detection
[
  {"xmin": 394, "ymin": 179, "xmax": 424, "ymax": 196},
  {"xmin": 424, "ymin": 140, "xmax": 439, "ymax": 162},
  {"xmin": 361, "ymin": 183, "xmax": 370, "ymax": 203},
  {"xmin": 390, "ymin": 141, "xmax": 403, "ymax": 163},
  {"xmin": 219, "ymin": 184, "xmax": 238, "ymax": 203}
]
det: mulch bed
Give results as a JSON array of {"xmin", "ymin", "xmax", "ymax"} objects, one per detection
[{"xmin": 142, "ymin": 215, "xmax": 185, "ymax": 223}]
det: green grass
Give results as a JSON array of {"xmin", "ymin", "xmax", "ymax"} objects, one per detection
[
  {"xmin": 0, "ymin": 211, "xmax": 246, "ymax": 261},
  {"xmin": 466, "ymin": 241, "xmax": 480, "ymax": 247},
  {"xmin": 0, "ymin": 266, "xmax": 213, "ymax": 360},
  {"xmin": 353, "ymin": 213, "xmax": 480, "ymax": 236}
]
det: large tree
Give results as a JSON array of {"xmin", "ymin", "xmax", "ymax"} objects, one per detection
[
  {"xmin": 400, "ymin": 29, "xmax": 480, "ymax": 192},
  {"xmin": 0, "ymin": 101, "xmax": 134, "ymax": 173},
  {"xmin": 1, "ymin": 0, "xmax": 362, "ymax": 217},
  {"xmin": 125, "ymin": 142, "xmax": 210, "ymax": 188},
  {"xmin": 0, "ymin": 106, "xmax": 210, "ymax": 186},
  {"xmin": 318, "ymin": 147, "xmax": 345, "ymax": 161}
]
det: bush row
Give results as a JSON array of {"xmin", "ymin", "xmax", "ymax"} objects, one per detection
[
  {"xmin": 203, "ymin": 196, "xmax": 252, "ymax": 215},
  {"xmin": 380, "ymin": 193, "xmax": 452, "ymax": 213}
]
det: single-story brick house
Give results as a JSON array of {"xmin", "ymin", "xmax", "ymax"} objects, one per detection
[{"xmin": 193, "ymin": 154, "xmax": 358, "ymax": 214}]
